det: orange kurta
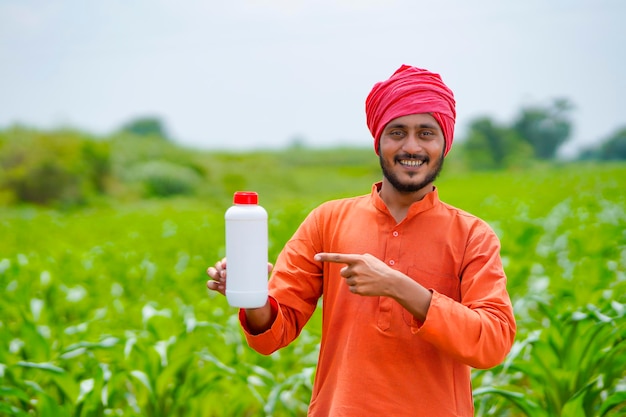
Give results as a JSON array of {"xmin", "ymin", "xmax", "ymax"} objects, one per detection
[{"xmin": 240, "ymin": 183, "xmax": 516, "ymax": 416}]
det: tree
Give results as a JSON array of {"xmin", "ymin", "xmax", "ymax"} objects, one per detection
[
  {"xmin": 578, "ymin": 126, "xmax": 626, "ymax": 160},
  {"xmin": 0, "ymin": 127, "xmax": 110, "ymax": 206},
  {"xmin": 512, "ymin": 99, "xmax": 573, "ymax": 159},
  {"xmin": 119, "ymin": 117, "xmax": 170, "ymax": 140},
  {"xmin": 462, "ymin": 117, "xmax": 533, "ymax": 170}
]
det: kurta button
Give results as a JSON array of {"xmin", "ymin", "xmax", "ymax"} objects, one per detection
[
  {"xmin": 389, "ymin": 260, "xmax": 395, "ymax": 266},
  {"xmin": 392, "ymin": 231, "xmax": 399, "ymax": 237}
]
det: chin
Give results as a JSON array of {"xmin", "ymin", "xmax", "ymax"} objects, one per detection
[{"xmin": 380, "ymin": 152, "xmax": 445, "ymax": 194}]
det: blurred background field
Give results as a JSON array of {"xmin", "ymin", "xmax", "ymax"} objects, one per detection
[
  {"xmin": 3, "ymin": 2, "xmax": 625, "ymax": 414},
  {"xmin": 1, "ymin": 128, "xmax": 625, "ymax": 416}
]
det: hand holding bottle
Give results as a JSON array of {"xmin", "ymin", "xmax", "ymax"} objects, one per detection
[
  {"xmin": 206, "ymin": 258, "xmax": 274, "ymax": 299},
  {"xmin": 206, "ymin": 258, "xmax": 228, "ymax": 296}
]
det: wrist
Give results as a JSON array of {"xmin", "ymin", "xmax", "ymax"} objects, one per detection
[{"xmin": 242, "ymin": 298, "xmax": 277, "ymax": 335}]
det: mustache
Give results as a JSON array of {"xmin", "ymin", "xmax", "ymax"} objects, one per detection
[{"xmin": 395, "ymin": 153, "xmax": 429, "ymax": 162}]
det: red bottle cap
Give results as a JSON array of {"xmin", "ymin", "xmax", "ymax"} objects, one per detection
[{"xmin": 233, "ymin": 191, "xmax": 258, "ymax": 205}]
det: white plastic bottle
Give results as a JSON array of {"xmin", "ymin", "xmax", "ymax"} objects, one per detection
[{"xmin": 225, "ymin": 191, "xmax": 269, "ymax": 308}]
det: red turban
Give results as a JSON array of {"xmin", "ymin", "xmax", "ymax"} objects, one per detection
[{"xmin": 366, "ymin": 65, "xmax": 456, "ymax": 156}]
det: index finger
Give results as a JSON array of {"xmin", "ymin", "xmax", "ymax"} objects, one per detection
[{"xmin": 314, "ymin": 253, "xmax": 361, "ymax": 264}]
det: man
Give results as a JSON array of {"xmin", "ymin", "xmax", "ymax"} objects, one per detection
[{"xmin": 207, "ymin": 65, "xmax": 516, "ymax": 416}]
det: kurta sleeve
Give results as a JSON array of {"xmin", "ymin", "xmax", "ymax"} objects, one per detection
[
  {"xmin": 412, "ymin": 223, "xmax": 516, "ymax": 369},
  {"xmin": 239, "ymin": 209, "xmax": 324, "ymax": 355}
]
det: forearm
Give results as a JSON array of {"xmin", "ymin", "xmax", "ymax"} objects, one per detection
[{"xmin": 388, "ymin": 271, "xmax": 432, "ymax": 322}]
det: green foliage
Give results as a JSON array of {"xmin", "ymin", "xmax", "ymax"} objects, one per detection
[
  {"xmin": 599, "ymin": 127, "xmax": 626, "ymax": 159},
  {"xmin": 513, "ymin": 98, "xmax": 574, "ymax": 159},
  {"xmin": 474, "ymin": 304, "xmax": 626, "ymax": 417},
  {"xmin": 118, "ymin": 117, "xmax": 170, "ymax": 141},
  {"xmin": 205, "ymin": 147, "xmax": 380, "ymax": 207},
  {"xmin": 0, "ymin": 127, "xmax": 110, "ymax": 207},
  {"xmin": 466, "ymin": 164, "xmax": 626, "ymax": 416},
  {"xmin": 124, "ymin": 160, "xmax": 203, "ymax": 198},
  {"xmin": 0, "ymin": 163, "xmax": 625, "ymax": 416},
  {"xmin": 107, "ymin": 134, "xmax": 218, "ymax": 202},
  {"xmin": 458, "ymin": 99, "xmax": 576, "ymax": 167},
  {"xmin": 579, "ymin": 126, "xmax": 626, "ymax": 161},
  {"xmin": 462, "ymin": 117, "xmax": 534, "ymax": 170},
  {"xmin": 0, "ymin": 96, "xmax": 620, "ymax": 207},
  {"xmin": 0, "ymin": 199, "xmax": 319, "ymax": 416}
]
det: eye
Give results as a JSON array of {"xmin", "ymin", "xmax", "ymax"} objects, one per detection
[{"xmin": 389, "ymin": 129, "xmax": 405, "ymax": 138}]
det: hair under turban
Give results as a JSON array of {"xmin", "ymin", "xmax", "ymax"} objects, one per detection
[{"xmin": 366, "ymin": 65, "xmax": 456, "ymax": 156}]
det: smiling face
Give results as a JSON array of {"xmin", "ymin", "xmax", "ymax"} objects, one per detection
[{"xmin": 378, "ymin": 113, "xmax": 445, "ymax": 197}]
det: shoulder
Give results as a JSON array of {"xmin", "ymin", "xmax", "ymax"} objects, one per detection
[
  {"xmin": 438, "ymin": 201, "xmax": 479, "ymax": 220},
  {"xmin": 292, "ymin": 194, "xmax": 370, "ymax": 240},
  {"xmin": 314, "ymin": 194, "xmax": 370, "ymax": 214},
  {"xmin": 303, "ymin": 194, "xmax": 371, "ymax": 228},
  {"xmin": 437, "ymin": 201, "xmax": 498, "ymax": 237}
]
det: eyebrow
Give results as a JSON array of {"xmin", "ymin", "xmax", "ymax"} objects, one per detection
[{"xmin": 386, "ymin": 122, "xmax": 439, "ymax": 130}]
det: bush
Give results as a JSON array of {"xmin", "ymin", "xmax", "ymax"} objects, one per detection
[
  {"xmin": 0, "ymin": 127, "xmax": 110, "ymax": 206},
  {"xmin": 125, "ymin": 160, "xmax": 203, "ymax": 198}
]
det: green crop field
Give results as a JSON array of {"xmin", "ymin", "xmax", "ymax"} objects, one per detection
[{"xmin": 1, "ymin": 154, "xmax": 625, "ymax": 416}]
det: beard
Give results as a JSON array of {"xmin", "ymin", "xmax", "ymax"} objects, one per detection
[{"xmin": 379, "ymin": 152, "xmax": 445, "ymax": 194}]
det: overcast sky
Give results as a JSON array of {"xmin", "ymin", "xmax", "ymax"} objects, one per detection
[{"xmin": 1, "ymin": 0, "xmax": 624, "ymax": 156}]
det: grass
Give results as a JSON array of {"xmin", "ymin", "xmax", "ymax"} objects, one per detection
[{"xmin": 1, "ymin": 153, "xmax": 625, "ymax": 416}]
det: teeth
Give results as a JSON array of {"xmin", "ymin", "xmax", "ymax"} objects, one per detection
[{"xmin": 399, "ymin": 160, "xmax": 424, "ymax": 167}]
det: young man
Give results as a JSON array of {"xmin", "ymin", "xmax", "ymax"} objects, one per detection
[{"xmin": 207, "ymin": 65, "xmax": 516, "ymax": 416}]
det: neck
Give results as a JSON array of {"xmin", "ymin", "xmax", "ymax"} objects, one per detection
[{"xmin": 378, "ymin": 180, "xmax": 434, "ymax": 223}]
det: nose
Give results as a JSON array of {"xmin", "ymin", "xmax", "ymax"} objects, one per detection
[{"xmin": 402, "ymin": 133, "xmax": 424, "ymax": 154}]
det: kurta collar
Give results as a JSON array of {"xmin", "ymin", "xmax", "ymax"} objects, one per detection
[{"xmin": 370, "ymin": 182, "xmax": 440, "ymax": 219}]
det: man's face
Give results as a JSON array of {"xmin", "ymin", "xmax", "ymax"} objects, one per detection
[{"xmin": 378, "ymin": 113, "xmax": 445, "ymax": 194}]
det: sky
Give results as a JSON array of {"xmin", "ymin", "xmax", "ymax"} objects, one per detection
[{"xmin": 1, "ymin": 0, "xmax": 625, "ymax": 157}]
